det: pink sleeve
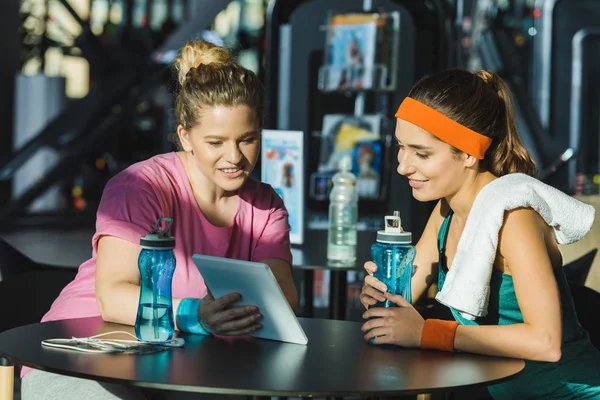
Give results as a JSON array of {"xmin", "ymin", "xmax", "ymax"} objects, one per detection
[
  {"xmin": 92, "ymin": 178, "xmax": 163, "ymax": 250},
  {"xmin": 252, "ymin": 193, "xmax": 293, "ymax": 266}
]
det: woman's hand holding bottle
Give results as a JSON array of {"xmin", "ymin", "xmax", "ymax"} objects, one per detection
[
  {"xmin": 359, "ymin": 261, "xmax": 388, "ymax": 309},
  {"xmin": 360, "ymin": 260, "xmax": 424, "ymax": 347},
  {"xmin": 361, "ymin": 293, "xmax": 425, "ymax": 347}
]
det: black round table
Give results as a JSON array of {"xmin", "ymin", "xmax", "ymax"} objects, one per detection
[{"xmin": 1, "ymin": 317, "xmax": 524, "ymax": 397}]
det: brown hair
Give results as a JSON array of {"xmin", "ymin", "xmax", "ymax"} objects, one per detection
[
  {"xmin": 172, "ymin": 40, "xmax": 265, "ymax": 149},
  {"xmin": 407, "ymin": 69, "xmax": 537, "ymax": 177}
]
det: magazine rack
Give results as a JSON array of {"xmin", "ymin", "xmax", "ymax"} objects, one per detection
[
  {"xmin": 310, "ymin": 9, "xmax": 401, "ymax": 204},
  {"xmin": 318, "ymin": 64, "xmax": 392, "ymax": 92},
  {"xmin": 317, "ymin": 11, "xmax": 400, "ymax": 93}
]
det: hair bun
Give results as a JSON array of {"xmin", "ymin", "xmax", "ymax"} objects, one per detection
[
  {"xmin": 475, "ymin": 70, "xmax": 500, "ymax": 93},
  {"xmin": 174, "ymin": 40, "xmax": 236, "ymax": 85}
]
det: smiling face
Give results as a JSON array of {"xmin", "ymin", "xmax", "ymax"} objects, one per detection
[
  {"xmin": 395, "ymin": 119, "xmax": 474, "ymax": 202},
  {"xmin": 177, "ymin": 104, "xmax": 260, "ymax": 193}
]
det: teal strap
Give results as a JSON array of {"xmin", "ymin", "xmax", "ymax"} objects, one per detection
[
  {"xmin": 176, "ymin": 298, "xmax": 211, "ymax": 335},
  {"xmin": 437, "ymin": 210, "xmax": 453, "ymax": 254}
]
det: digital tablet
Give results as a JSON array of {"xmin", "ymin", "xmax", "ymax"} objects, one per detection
[{"xmin": 191, "ymin": 254, "xmax": 308, "ymax": 345}]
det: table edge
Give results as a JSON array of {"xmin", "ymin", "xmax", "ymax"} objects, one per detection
[
  {"xmin": 4, "ymin": 350, "xmax": 525, "ymax": 397},
  {"xmin": 0, "ymin": 318, "xmax": 526, "ymax": 396}
]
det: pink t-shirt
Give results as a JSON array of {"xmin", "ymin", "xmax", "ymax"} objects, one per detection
[{"xmin": 22, "ymin": 153, "xmax": 291, "ymax": 378}]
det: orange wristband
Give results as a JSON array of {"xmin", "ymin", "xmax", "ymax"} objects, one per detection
[{"xmin": 420, "ymin": 319, "xmax": 459, "ymax": 352}]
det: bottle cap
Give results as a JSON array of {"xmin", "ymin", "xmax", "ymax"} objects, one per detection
[
  {"xmin": 376, "ymin": 211, "xmax": 411, "ymax": 244},
  {"xmin": 338, "ymin": 154, "xmax": 353, "ymax": 173},
  {"xmin": 335, "ymin": 155, "xmax": 356, "ymax": 186},
  {"xmin": 140, "ymin": 217, "xmax": 176, "ymax": 249}
]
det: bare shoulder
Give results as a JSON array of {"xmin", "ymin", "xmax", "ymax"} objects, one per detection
[
  {"xmin": 501, "ymin": 207, "xmax": 545, "ymax": 236},
  {"xmin": 501, "ymin": 207, "xmax": 562, "ymax": 267},
  {"xmin": 497, "ymin": 207, "xmax": 551, "ymax": 263}
]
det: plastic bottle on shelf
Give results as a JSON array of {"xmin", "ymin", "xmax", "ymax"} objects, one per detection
[{"xmin": 327, "ymin": 155, "xmax": 358, "ymax": 265}]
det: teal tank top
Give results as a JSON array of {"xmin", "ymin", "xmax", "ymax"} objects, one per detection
[{"xmin": 437, "ymin": 211, "xmax": 600, "ymax": 399}]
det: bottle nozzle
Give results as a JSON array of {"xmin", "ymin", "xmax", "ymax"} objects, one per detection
[
  {"xmin": 140, "ymin": 217, "xmax": 176, "ymax": 249},
  {"xmin": 338, "ymin": 154, "xmax": 353, "ymax": 172},
  {"xmin": 377, "ymin": 210, "xmax": 411, "ymax": 244},
  {"xmin": 152, "ymin": 217, "xmax": 174, "ymax": 238},
  {"xmin": 384, "ymin": 211, "xmax": 402, "ymax": 234}
]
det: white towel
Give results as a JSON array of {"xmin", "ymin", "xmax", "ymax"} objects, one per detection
[{"xmin": 435, "ymin": 173, "xmax": 595, "ymax": 320}]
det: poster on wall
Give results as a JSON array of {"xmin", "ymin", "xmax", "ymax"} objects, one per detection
[
  {"xmin": 310, "ymin": 113, "xmax": 383, "ymax": 200},
  {"xmin": 261, "ymin": 129, "xmax": 304, "ymax": 244}
]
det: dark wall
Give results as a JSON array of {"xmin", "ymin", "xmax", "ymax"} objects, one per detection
[{"xmin": 0, "ymin": 0, "xmax": 20, "ymax": 205}]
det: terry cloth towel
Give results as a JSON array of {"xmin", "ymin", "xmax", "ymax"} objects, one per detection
[{"xmin": 435, "ymin": 173, "xmax": 595, "ymax": 320}]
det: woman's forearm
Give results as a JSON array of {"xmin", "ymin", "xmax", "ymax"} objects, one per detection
[
  {"xmin": 96, "ymin": 282, "xmax": 184, "ymax": 329},
  {"xmin": 279, "ymin": 280, "xmax": 298, "ymax": 310},
  {"xmin": 96, "ymin": 282, "xmax": 141, "ymax": 326},
  {"xmin": 453, "ymin": 323, "xmax": 562, "ymax": 362}
]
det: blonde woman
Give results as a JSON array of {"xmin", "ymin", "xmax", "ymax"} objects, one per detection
[{"xmin": 22, "ymin": 39, "xmax": 297, "ymax": 399}]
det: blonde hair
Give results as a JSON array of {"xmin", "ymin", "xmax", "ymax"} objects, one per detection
[
  {"xmin": 172, "ymin": 40, "xmax": 265, "ymax": 149},
  {"xmin": 408, "ymin": 69, "xmax": 538, "ymax": 177}
]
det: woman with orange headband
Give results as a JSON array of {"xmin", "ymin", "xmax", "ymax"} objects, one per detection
[{"xmin": 360, "ymin": 69, "xmax": 600, "ymax": 399}]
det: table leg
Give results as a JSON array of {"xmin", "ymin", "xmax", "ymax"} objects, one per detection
[
  {"xmin": 302, "ymin": 270, "xmax": 314, "ymax": 317},
  {"xmin": 329, "ymin": 270, "xmax": 347, "ymax": 320},
  {"xmin": 0, "ymin": 356, "xmax": 14, "ymax": 400}
]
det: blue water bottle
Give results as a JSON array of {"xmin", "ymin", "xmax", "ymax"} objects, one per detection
[
  {"xmin": 371, "ymin": 211, "xmax": 415, "ymax": 307},
  {"xmin": 134, "ymin": 217, "xmax": 176, "ymax": 342}
]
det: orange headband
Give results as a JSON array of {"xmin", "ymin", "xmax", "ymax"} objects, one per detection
[{"xmin": 395, "ymin": 97, "xmax": 492, "ymax": 159}]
